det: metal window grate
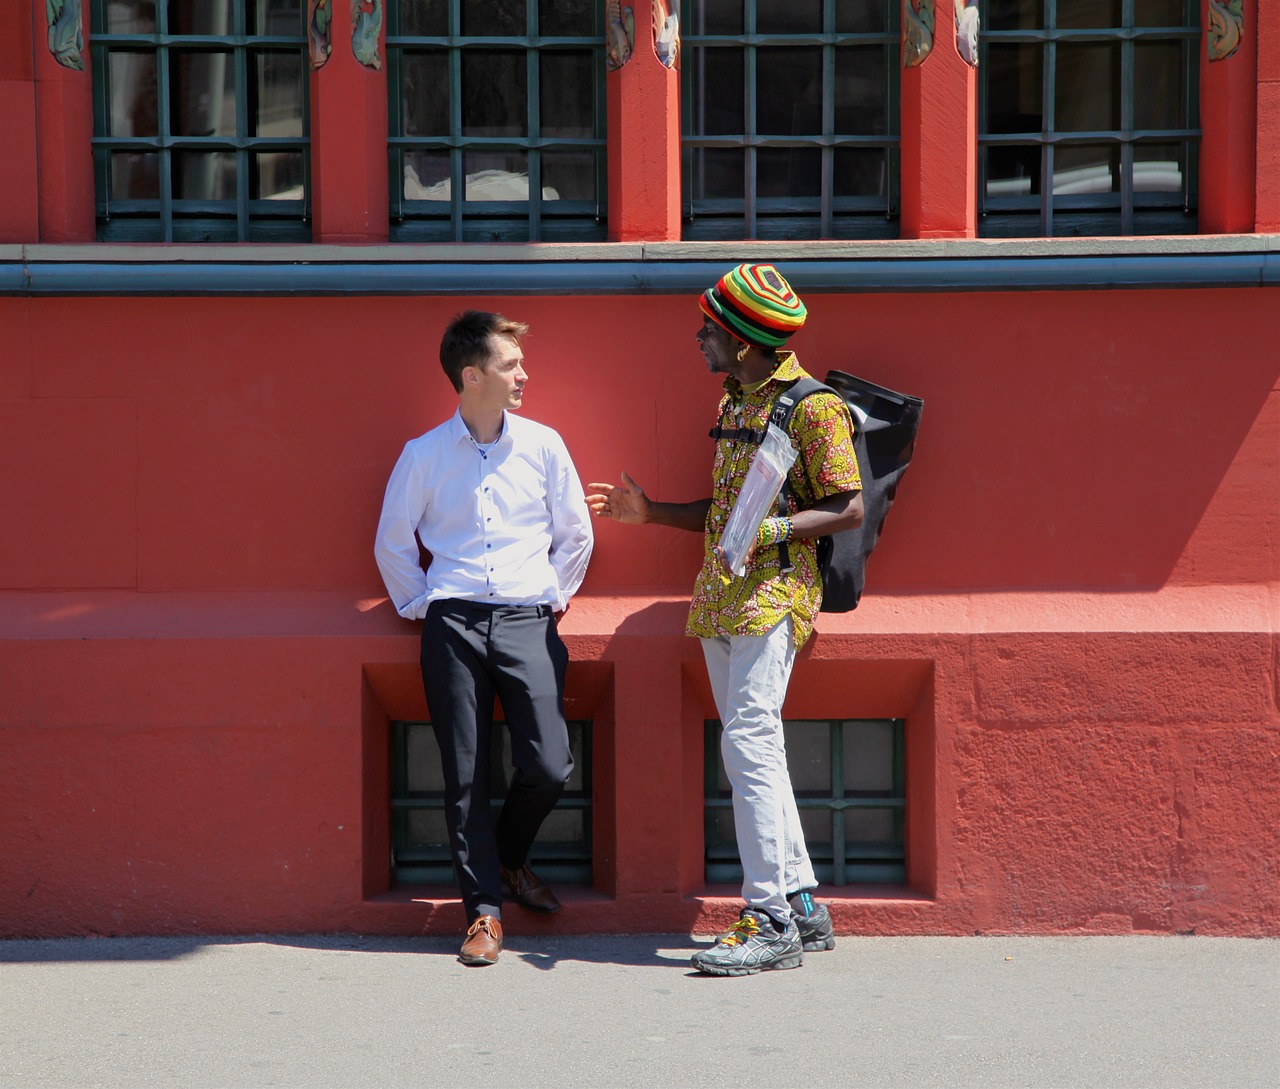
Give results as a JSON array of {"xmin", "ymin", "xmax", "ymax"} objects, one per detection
[
  {"xmin": 705, "ymin": 718, "xmax": 906, "ymax": 886},
  {"xmin": 978, "ymin": 0, "xmax": 1199, "ymax": 237},
  {"xmin": 386, "ymin": 0, "xmax": 607, "ymax": 242},
  {"xmin": 89, "ymin": 0, "xmax": 310, "ymax": 242},
  {"xmin": 390, "ymin": 719, "xmax": 593, "ymax": 886},
  {"xmin": 681, "ymin": 0, "xmax": 900, "ymax": 241}
]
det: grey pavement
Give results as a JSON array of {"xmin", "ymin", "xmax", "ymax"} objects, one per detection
[{"xmin": 1, "ymin": 933, "xmax": 1278, "ymax": 1089}]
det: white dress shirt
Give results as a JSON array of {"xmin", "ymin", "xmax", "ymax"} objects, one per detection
[{"xmin": 374, "ymin": 409, "xmax": 593, "ymax": 619}]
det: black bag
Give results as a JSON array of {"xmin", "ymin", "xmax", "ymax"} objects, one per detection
[{"xmin": 767, "ymin": 370, "xmax": 924, "ymax": 612}]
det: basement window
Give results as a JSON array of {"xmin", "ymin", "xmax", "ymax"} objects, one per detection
[{"xmin": 705, "ymin": 717, "xmax": 906, "ymax": 886}]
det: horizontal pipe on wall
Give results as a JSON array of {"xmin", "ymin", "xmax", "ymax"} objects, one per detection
[{"xmin": 2, "ymin": 253, "xmax": 1280, "ymax": 296}]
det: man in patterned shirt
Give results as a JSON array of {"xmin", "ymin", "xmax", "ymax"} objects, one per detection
[{"xmin": 586, "ymin": 263, "xmax": 863, "ymax": 975}]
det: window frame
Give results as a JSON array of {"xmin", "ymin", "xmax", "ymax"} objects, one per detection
[
  {"xmin": 704, "ymin": 717, "xmax": 907, "ymax": 887},
  {"xmin": 389, "ymin": 718, "xmax": 594, "ymax": 887},
  {"xmin": 89, "ymin": 0, "xmax": 311, "ymax": 243},
  {"xmin": 680, "ymin": 0, "xmax": 901, "ymax": 241},
  {"xmin": 977, "ymin": 0, "xmax": 1201, "ymax": 238},
  {"xmin": 385, "ymin": 0, "xmax": 608, "ymax": 243}
]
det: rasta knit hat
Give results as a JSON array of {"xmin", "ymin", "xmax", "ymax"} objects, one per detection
[{"xmin": 699, "ymin": 263, "xmax": 807, "ymax": 349}]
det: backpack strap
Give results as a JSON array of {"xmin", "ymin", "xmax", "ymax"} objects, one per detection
[{"xmin": 768, "ymin": 378, "xmax": 831, "ymax": 573}]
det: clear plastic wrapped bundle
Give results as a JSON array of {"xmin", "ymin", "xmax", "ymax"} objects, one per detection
[{"xmin": 718, "ymin": 423, "xmax": 798, "ymax": 577}]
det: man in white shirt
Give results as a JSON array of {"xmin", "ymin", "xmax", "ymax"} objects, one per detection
[{"xmin": 374, "ymin": 311, "xmax": 593, "ymax": 967}]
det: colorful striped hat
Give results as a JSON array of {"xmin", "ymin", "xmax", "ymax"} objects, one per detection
[{"xmin": 699, "ymin": 263, "xmax": 807, "ymax": 349}]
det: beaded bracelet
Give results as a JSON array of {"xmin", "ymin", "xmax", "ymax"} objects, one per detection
[{"xmin": 755, "ymin": 516, "xmax": 795, "ymax": 549}]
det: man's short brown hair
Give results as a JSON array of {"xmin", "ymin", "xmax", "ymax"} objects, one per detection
[{"xmin": 440, "ymin": 310, "xmax": 529, "ymax": 392}]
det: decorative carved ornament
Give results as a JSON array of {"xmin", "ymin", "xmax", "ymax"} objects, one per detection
[
  {"xmin": 352, "ymin": 0, "xmax": 382, "ymax": 70},
  {"xmin": 1207, "ymin": 0, "xmax": 1244, "ymax": 61},
  {"xmin": 309, "ymin": 0, "xmax": 332, "ymax": 69},
  {"xmin": 46, "ymin": 0, "xmax": 85, "ymax": 70},
  {"xmin": 608, "ymin": 0, "xmax": 680, "ymax": 71}
]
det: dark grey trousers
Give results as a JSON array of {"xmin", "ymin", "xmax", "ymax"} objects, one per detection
[{"xmin": 421, "ymin": 599, "xmax": 572, "ymax": 922}]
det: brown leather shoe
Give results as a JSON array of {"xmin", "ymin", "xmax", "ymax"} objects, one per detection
[
  {"xmin": 499, "ymin": 863, "xmax": 561, "ymax": 914},
  {"xmin": 458, "ymin": 915, "xmax": 503, "ymax": 966}
]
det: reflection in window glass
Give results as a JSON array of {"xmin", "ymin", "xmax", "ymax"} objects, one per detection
[{"xmin": 683, "ymin": 0, "xmax": 899, "ymax": 240}]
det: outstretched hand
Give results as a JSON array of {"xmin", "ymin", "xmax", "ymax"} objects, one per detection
[{"xmin": 585, "ymin": 471, "xmax": 650, "ymax": 525}]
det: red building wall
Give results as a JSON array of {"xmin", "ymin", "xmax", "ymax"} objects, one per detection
[
  {"xmin": 0, "ymin": 1, "xmax": 1277, "ymax": 938},
  {"xmin": 1, "ymin": 285, "xmax": 1277, "ymax": 937}
]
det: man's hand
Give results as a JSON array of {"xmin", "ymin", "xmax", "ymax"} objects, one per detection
[{"xmin": 586, "ymin": 471, "xmax": 650, "ymax": 525}]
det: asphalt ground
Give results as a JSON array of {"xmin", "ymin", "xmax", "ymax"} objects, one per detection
[{"xmin": 1, "ymin": 933, "xmax": 1278, "ymax": 1089}]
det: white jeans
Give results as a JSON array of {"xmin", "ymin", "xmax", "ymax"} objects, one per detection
[{"xmin": 701, "ymin": 617, "xmax": 816, "ymax": 922}]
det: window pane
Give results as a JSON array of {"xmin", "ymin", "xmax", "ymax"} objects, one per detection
[
  {"xmin": 256, "ymin": 150, "xmax": 303, "ymax": 198},
  {"xmin": 845, "ymin": 807, "xmax": 895, "ymax": 844},
  {"xmin": 986, "ymin": 0, "xmax": 1043, "ymax": 30},
  {"xmin": 1135, "ymin": 0, "xmax": 1188, "ymax": 24},
  {"xmin": 1053, "ymin": 144, "xmax": 1117, "ymax": 194},
  {"xmin": 251, "ymin": 0, "xmax": 304, "ymax": 35},
  {"xmin": 462, "ymin": 51, "xmax": 526, "ymax": 136},
  {"xmin": 170, "ymin": 1, "xmax": 234, "ymax": 36},
  {"xmin": 463, "ymin": 151, "xmax": 531, "ymax": 198},
  {"xmin": 691, "ymin": 147, "xmax": 744, "ymax": 199},
  {"xmin": 173, "ymin": 51, "xmax": 237, "ymax": 136},
  {"xmin": 757, "ymin": 47, "xmax": 821, "ymax": 135},
  {"xmin": 757, "ymin": 0, "xmax": 821, "ymax": 33},
  {"xmin": 463, "ymin": 0, "xmax": 526, "ymax": 35},
  {"xmin": 1054, "ymin": 43, "xmax": 1119, "ymax": 131},
  {"xmin": 253, "ymin": 51, "xmax": 304, "ymax": 138},
  {"xmin": 106, "ymin": 1, "xmax": 155, "ymax": 32},
  {"xmin": 837, "ymin": 1, "xmax": 891, "ymax": 33},
  {"xmin": 541, "ymin": 149, "xmax": 596, "ymax": 200},
  {"xmin": 986, "ymin": 43, "xmax": 1042, "ymax": 133},
  {"xmin": 1056, "ymin": 0, "xmax": 1123, "ymax": 29},
  {"xmin": 758, "ymin": 146, "xmax": 820, "ymax": 198},
  {"xmin": 844, "ymin": 721, "xmax": 896, "ymax": 792},
  {"xmin": 986, "ymin": 144, "xmax": 1041, "ymax": 195},
  {"xmin": 690, "ymin": 47, "xmax": 744, "ymax": 135},
  {"xmin": 173, "ymin": 150, "xmax": 236, "ymax": 200},
  {"xmin": 1133, "ymin": 41, "xmax": 1185, "ymax": 130},
  {"xmin": 402, "ymin": 1, "xmax": 448, "ymax": 35},
  {"xmin": 539, "ymin": 0, "xmax": 593, "ymax": 36},
  {"xmin": 695, "ymin": 0, "xmax": 744, "ymax": 34},
  {"xmin": 407, "ymin": 809, "xmax": 448, "ymax": 844},
  {"xmin": 834, "ymin": 147, "xmax": 887, "ymax": 196},
  {"xmin": 111, "ymin": 150, "xmax": 159, "ymax": 198},
  {"xmin": 540, "ymin": 50, "xmax": 594, "ymax": 138},
  {"xmin": 785, "ymin": 724, "xmax": 831, "ymax": 793},
  {"xmin": 1134, "ymin": 142, "xmax": 1185, "ymax": 192},
  {"xmin": 401, "ymin": 51, "xmax": 450, "ymax": 135},
  {"xmin": 107, "ymin": 51, "xmax": 158, "ymax": 136},
  {"xmin": 403, "ymin": 150, "xmax": 452, "ymax": 199},
  {"xmin": 835, "ymin": 46, "xmax": 887, "ymax": 134}
]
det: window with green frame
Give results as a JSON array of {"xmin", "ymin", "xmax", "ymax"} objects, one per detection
[
  {"xmin": 705, "ymin": 718, "xmax": 906, "ymax": 886},
  {"xmin": 386, "ymin": 0, "xmax": 607, "ymax": 242},
  {"xmin": 979, "ymin": 0, "xmax": 1199, "ymax": 236},
  {"xmin": 390, "ymin": 719, "xmax": 593, "ymax": 886},
  {"xmin": 90, "ymin": 0, "xmax": 310, "ymax": 242},
  {"xmin": 681, "ymin": 0, "xmax": 900, "ymax": 241}
]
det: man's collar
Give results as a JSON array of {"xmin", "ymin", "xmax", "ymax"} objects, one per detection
[
  {"xmin": 722, "ymin": 350, "xmax": 801, "ymax": 396},
  {"xmin": 449, "ymin": 407, "xmax": 508, "ymax": 446}
]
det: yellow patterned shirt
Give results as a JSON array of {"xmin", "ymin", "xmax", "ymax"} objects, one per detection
[{"xmin": 686, "ymin": 353, "xmax": 862, "ymax": 648}]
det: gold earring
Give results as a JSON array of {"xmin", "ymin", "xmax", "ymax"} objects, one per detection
[{"xmin": 736, "ymin": 343, "xmax": 751, "ymax": 362}]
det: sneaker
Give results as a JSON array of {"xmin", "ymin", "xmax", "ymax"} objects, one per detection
[
  {"xmin": 690, "ymin": 908, "xmax": 803, "ymax": 976},
  {"xmin": 789, "ymin": 890, "xmax": 836, "ymax": 952}
]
